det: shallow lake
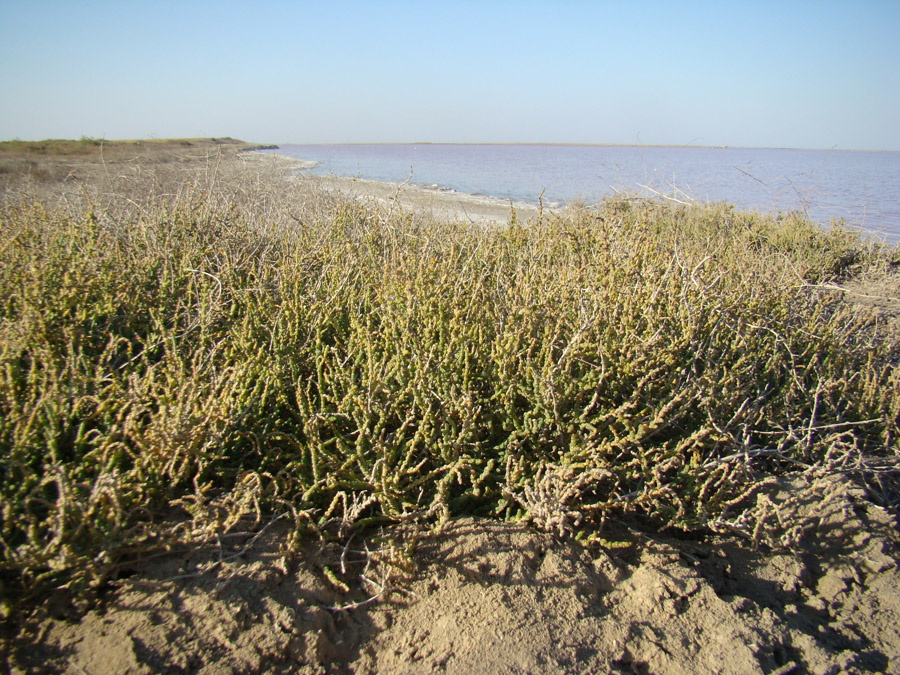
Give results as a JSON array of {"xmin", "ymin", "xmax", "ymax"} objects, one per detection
[{"xmin": 264, "ymin": 144, "xmax": 900, "ymax": 241}]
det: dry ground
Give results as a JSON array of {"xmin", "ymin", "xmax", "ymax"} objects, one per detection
[{"xmin": 5, "ymin": 472, "xmax": 899, "ymax": 674}]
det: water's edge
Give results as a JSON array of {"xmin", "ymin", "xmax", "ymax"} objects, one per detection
[{"xmin": 259, "ymin": 144, "xmax": 900, "ymax": 241}]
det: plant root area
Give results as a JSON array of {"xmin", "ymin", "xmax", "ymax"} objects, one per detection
[{"xmin": 4, "ymin": 473, "xmax": 899, "ymax": 675}]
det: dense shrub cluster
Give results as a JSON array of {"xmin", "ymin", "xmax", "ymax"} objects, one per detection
[{"xmin": 1, "ymin": 176, "xmax": 897, "ymax": 604}]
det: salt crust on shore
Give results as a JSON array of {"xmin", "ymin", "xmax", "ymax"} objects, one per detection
[{"xmin": 239, "ymin": 151, "xmax": 543, "ymax": 225}]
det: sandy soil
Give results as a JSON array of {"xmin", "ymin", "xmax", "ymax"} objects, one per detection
[
  {"xmin": 3, "ymin": 141, "xmax": 899, "ymax": 674},
  {"xmin": 4, "ymin": 472, "xmax": 899, "ymax": 674}
]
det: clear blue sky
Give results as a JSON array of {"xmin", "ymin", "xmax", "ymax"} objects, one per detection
[{"xmin": 1, "ymin": 0, "xmax": 898, "ymax": 150}]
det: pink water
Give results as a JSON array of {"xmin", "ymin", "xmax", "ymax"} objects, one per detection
[{"xmin": 264, "ymin": 144, "xmax": 900, "ymax": 241}]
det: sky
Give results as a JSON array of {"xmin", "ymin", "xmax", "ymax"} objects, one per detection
[{"xmin": 1, "ymin": 1, "xmax": 899, "ymax": 150}]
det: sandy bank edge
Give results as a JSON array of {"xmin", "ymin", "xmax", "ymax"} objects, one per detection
[{"xmin": 238, "ymin": 150, "xmax": 544, "ymax": 225}]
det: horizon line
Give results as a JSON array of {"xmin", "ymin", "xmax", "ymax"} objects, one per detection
[
  {"xmin": 3, "ymin": 137, "xmax": 897, "ymax": 153},
  {"xmin": 274, "ymin": 141, "xmax": 899, "ymax": 153}
]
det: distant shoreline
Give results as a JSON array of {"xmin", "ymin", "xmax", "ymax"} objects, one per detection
[
  {"xmin": 240, "ymin": 150, "xmax": 541, "ymax": 224},
  {"xmin": 270, "ymin": 141, "xmax": 900, "ymax": 153},
  {"xmin": 252, "ymin": 144, "xmax": 900, "ymax": 240}
]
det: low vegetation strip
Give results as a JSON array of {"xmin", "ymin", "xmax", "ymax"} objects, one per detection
[{"xmin": 0, "ymin": 146, "xmax": 898, "ymax": 611}]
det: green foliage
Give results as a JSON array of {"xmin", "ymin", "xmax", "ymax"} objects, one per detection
[{"xmin": 1, "ymin": 187, "xmax": 897, "ymax": 603}]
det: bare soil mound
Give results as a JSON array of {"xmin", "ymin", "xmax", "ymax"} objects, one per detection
[{"xmin": 4, "ymin": 472, "xmax": 899, "ymax": 674}]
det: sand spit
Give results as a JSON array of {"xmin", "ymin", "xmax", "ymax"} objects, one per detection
[{"xmin": 238, "ymin": 150, "xmax": 543, "ymax": 225}]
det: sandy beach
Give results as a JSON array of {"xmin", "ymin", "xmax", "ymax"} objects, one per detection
[{"xmin": 238, "ymin": 150, "xmax": 545, "ymax": 225}]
